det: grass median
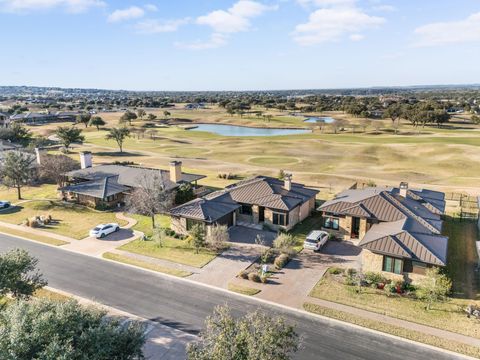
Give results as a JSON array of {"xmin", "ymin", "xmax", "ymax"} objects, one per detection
[
  {"xmin": 303, "ymin": 302, "xmax": 480, "ymax": 358},
  {"xmin": 228, "ymin": 283, "xmax": 261, "ymax": 296},
  {"xmin": 103, "ymin": 252, "xmax": 192, "ymax": 277}
]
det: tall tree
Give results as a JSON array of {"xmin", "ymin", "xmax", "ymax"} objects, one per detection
[
  {"xmin": 187, "ymin": 305, "xmax": 299, "ymax": 360},
  {"xmin": 0, "ymin": 248, "xmax": 47, "ymax": 299},
  {"xmin": 119, "ymin": 111, "xmax": 137, "ymax": 126},
  {"xmin": 126, "ymin": 173, "xmax": 172, "ymax": 229},
  {"xmin": 137, "ymin": 109, "xmax": 146, "ymax": 120},
  {"xmin": 88, "ymin": 116, "xmax": 106, "ymax": 130},
  {"xmin": 76, "ymin": 113, "xmax": 92, "ymax": 128},
  {"xmin": 39, "ymin": 154, "xmax": 80, "ymax": 187},
  {"xmin": 0, "ymin": 299, "xmax": 146, "ymax": 359},
  {"xmin": 147, "ymin": 113, "xmax": 157, "ymax": 121},
  {"xmin": 0, "ymin": 151, "xmax": 35, "ymax": 199},
  {"xmin": 55, "ymin": 126, "xmax": 85, "ymax": 150},
  {"xmin": 163, "ymin": 110, "xmax": 171, "ymax": 119},
  {"xmin": 105, "ymin": 127, "xmax": 130, "ymax": 153}
]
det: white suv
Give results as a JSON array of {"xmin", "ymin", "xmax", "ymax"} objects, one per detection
[
  {"xmin": 304, "ymin": 230, "xmax": 329, "ymax": 251},
  {"xmin": 89, "ymin": 223, "xmax": 120, "ymax": 238}
]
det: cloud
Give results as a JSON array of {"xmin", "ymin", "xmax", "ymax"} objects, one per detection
[
  {"xmin": 0, "ymin": 0, "xmax": 105, "ymax": 13},
  {"xmin": 144, "ymin": 4, "xmax": 157, "ymax": 12},
  {"xmin": 196, "ymin": 0, "xmax": 277, "ymax": 33},
  {"xmin": 135, "ymin": 18, "xmax": 190, "ymax": 34},
  {"xmin": 349, "ymin": 33, "xmax": 364, "ymax": 41},
  {"xmin": 108, "ymin": 6, "xmax": 145, "ymax": 23},
  {"xmin": 371, "ymin": 4, "xmax": 396, "ymax": 12},
  {"xmin": 414, "ymin": 12, "xmax": 480, "ymax": 47},
  {"xmin": 296, "ymin": 0, "xmax": 356, "ymax": 8},
  {"xmin": 176, "ymin": 33, "xmax": 228, "ymax": 50},
  {"xmin": 293, "ymin": 7, "xmax": 384, "ymax": 45}
]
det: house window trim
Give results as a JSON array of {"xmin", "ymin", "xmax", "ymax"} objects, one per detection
[
  {"xmin": 272, "ymin": 212, "xmax": 289, "ymax": 226},
  {"xmin": 383, "ymin": 256, "xmax": 403, "ymax": 274},
  {"xmin": 323, "ymin": 216, "xmax": 339, "ymax": 230}
]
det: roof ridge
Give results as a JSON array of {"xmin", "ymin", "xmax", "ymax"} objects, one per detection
[{"xmin": 401, "ymin": 230, "xmax": 445, "ymax": 266}]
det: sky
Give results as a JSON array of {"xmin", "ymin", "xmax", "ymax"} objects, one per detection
[{"xmin": 0, "ymin": 0, "xmax": 479, "ymax": 91}]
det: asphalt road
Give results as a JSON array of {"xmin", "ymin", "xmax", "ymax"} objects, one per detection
[{"xmin": 0, "ymin": 234, "xmax": 463, "ymax": 360}]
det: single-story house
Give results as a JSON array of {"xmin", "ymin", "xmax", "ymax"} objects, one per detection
[
  {"xmin": 318, "ymin": 182, "xmax": 448, "ymax": 282},
  {"xmin": 169, "ymin": 175, "xmax": 318, "ymax": 235},
  {"xmin": 60, "ymin": 152, "xmax": 205, "ymax": 208}
]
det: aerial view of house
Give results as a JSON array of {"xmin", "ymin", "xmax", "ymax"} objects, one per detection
[
  {"xmin": 318, "ymin": 182, "xmax": 448, "ymax": 282},
  {"xmin": 169, "ymin": 175, "xmax": 318, "ymax": 235},
  {"xmin": 60, "ymin": 153, "xmax": 205, "ymax": 208}
]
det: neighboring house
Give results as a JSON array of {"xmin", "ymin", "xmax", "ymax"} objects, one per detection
[
  {"xmin": 60, "ymin": 152, "xmax": 205, "ymax": 208},
  {"xmin": 0, "ymin": 112, "xmax": 9, "ymax": 127},
  {"xmin": 318, "ymin": 183, "xmax": 448, "ymax": 282},
  {"xmin": 184, "ymin": 103, "xmax": 205, "ymax": 110},
  {"xmin": 9, "ymin": 111, "xmax": 79, "ymax": 125},
  {"xmin": 169, "ymin": 175, "xmax": 318, "ymax": 235}
]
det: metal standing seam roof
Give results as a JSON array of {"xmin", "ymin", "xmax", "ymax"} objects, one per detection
[
  {"xmin": 319, "ymin": 186, "xmax": 448, "ymax": 266},
  {"xmin": 65, "ymin": 164, "xmax": 205, "ymax": 192},
  {"xmin": 60, "ymin": 176, "xmax": 130, "ymax": 199}
]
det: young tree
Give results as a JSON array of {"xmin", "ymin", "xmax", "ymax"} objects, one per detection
[
  {"xmin": 89, "ymin": 116, "xmax": 106, "ymax": 130},
  {"xmin": 137, "ymin": 109, "xmax": 146, "ymax": 120},
  {"xmin": 187, "ymin": 305, "xmax": 299, "ymax": 360},
  {"xmin": 0, "ymin": 299, "xmax": 146, "ymax": 359},
  {"xmin": 0, "ymin": 248, "xmax": 47, "ymax": 299},
  {"xmin": 417, "ymin": 267, "xmax": 452, "ymax": 310},
  {"xmin": 126, "ymin": 174, "xmax": 172, "ymax": 229},
  {"xmin": 119, "ymin": 111, "xmax": 137, "ymax": 126},
  {"xmin": 0, "ymin": 151, "xmax": 36, "ymax": 199},
  {"xmin": 39, "ymin": 154, "xmax": 80, "ymax": 187},
  {"xmin": 147, "ymin": 113, "xmax": 157, "ymax": 121},
  {"xmin": 0, "ymin": 123, "xmax": 31, "ymax": 144},
  {"xmin": 206, "ymin": 224, "xmax": 229, "ymax": 251},
  {"xmin": 152, "ymin": 227, "xmax": 167, "ymax": 248},
  {"xmin": 76, "ymin": 113, "xmax": 92, "ymax": 128},
  {"xmin": 55, "ymin": 126, "xmax": 85, "ymax": 150},
  {"xmin": 163, "ymin": 110, "xmax": 171, "ymax": 119},
  {"xmin": 105, "ymin": 127, "xmax": 130, "ymax": 153},
  {"xmin": 189, "ymin": 224, "xmax": 206, "ymax": 254}
]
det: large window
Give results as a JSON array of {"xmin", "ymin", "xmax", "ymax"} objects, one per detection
[
  {"xmin": 272, "ymin": 212, "xmax": 288, "ymax": 226},
  {"xmin": 239, "ymin": 204, "xmax": 253, "ymax": 216},
  {"xmin": 383, "ymin": 256, "xmax": 403, "ymax": 274},
  {"xmin": 323, "ymin": 216, "xmax": 339, "ymax": 230}
]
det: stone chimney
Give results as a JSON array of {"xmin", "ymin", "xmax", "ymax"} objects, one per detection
[
  {"xmin": 284, "ymin": 174, "xmax": 292, "ymax": 191},
  {"xmin": 170, "ymin": 161, "xmax": 182, "ymax": 183},
  {"xmin": 34, "ymin": 147, "xmax": 44, "ymax": 165},
  {"xmin": 399, "ymin": 182, "xmax": 408, "ymax": 198},
  {"xmin": 80, "ymin": 151, "xmax": 93, "ymax": 169}
]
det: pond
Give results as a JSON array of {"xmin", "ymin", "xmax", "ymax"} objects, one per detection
[
  {"xmin": 304, "ymin": 116, "xmax": 335, "ymax": 124},
  {"xmin": 187, "ymin": 124, "xmax": 311, "ymax": 137}
]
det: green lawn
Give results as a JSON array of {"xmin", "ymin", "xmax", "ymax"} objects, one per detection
[
  {"xmin": 0, "ymin": 201, "xmax": 127, "ymax": 239},
  {"xmin": 103, "ymin": 252, "xmax": 192, "ymax": 277},
  {"xmin": 309, "ymin": 273, "xmax": 480, "ymax": 339},
  {"xmin": 228, "ymin": 283, "xmax": 261, "ymax": 296},
  {"xmin": 0, "ymin": 184, "xmax": 58, "ymax": 203},
  {"xmin": 303, "ymin": 303, "xmax": 480, "ymax": 359},
  {"xmin": 118, "ymin": 237, "xmax": 217, "ymax": 268},
  {"xmin": 443, "ymin": 217, "xmax": 479, "ymax": 299},
  {"xmin": 289, "ymin": 211, "xmax": 323, "ymax": 252},
  {"xmin": 129, "ymin": 213, "xmax": 171, "ymax": 237},
  {"xmin": 0, "ymin": 225, "xmax": 68, "ymax": 246}
]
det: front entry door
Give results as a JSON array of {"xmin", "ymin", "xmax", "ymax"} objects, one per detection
[
  {"xmin": 259, "ymin": 207, "xmax": 265, "ymax": 222},
  {"xmin": 351, "ymin": 217, "xmax": 360, "ymax": 239}
]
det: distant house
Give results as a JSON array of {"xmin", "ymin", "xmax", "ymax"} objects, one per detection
[
  {"xmin": 0, "ymin": 112, "xmax": 8, "ymax": 127},
  {"xmin": 318, "ymin": 183, "xmax": 448, "ymax": 282},
  {"xmin": 9, "ymin": 111, "xmax": 80, "ymax": 125},
  {"xmin": 184, "ymin": 103, "xmax": 206, "ymax": 110},
  {"xmin": 60, "ymin": 153, "xmax": 205, "ymax": 208},
  {"xmin": 169, "ymin": 175, "xmax": 318, "ymax": 235}
]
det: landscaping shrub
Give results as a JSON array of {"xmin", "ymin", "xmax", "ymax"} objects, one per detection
[
  {"xmin": 248, "ymin": 272, "xmax": 261, "ymax": 283},
  {"xmin": 273, "ymin": 233, "xmax": 296, "ymax": 254},
  {"xmin": 260, "ymin": 275, "xmax": 268, "ymax": 284},
  {"xmin": 328, "ymin": 267, "xmax": 344, "ymax": 275},
  {"xmin": 239, "ymin": 270, "xmax": 249, "ymax": 279},
  {"xmin": 364, "ymin": 272, "xmax": 386, "ymax": 287},
  {"xmin": 274, "ymin": 254, "xmax": 290, "ymax": 269},
  {"xmin": 261, "ymin": 248, "xmax": 276, "ymax": 264}
]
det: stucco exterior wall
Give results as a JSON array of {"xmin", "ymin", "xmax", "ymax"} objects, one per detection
[{"xmin": 362, "ymin": 249, "xmax": 427, "ymax": 284}]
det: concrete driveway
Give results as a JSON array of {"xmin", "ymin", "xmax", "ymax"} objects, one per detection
[{"xmin": 228, "ymin": 226, "xmax": 276, "ymax": 247}]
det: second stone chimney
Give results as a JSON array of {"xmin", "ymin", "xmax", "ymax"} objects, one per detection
[
  {"xmin": 170, "ymin": 161, "xmax": 182, "ymax": 183},
  {"xmin": 34, "ymin": 147, "xmax": 44, "ymax": 165},
  {"xmin": 284, "ymin": 174, "xmax": 292, "ymax": 191},
  {"xmin": 399, "ymin": 182, "xmax": 408, "ymax": 198},
  {"xmin": 80, "ymin": 151, "xmax": 93, "ymax": 169}
]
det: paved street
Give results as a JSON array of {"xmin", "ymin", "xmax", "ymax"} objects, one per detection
[{"xmin": 0, "ymin": 233, "xmax": 465, "ymax": 360}]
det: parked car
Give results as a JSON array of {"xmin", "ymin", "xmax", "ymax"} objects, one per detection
[
  {"xmin": 89, "ymin": 223, "xmax": 120, "ymax": 238},
  {"xmin": 304, "ymin": 230, "xmax": 329, "ymax": 251},
  {"xmin": 0, "ymin": 201, "xmax": 11, "ymax": 209}
]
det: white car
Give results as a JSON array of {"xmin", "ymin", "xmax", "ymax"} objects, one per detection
[
  {"xmin": 304, "ymin": 230, "xmax": 329, "ymax": 251},
  {"xmin": 89, "ymin": 223, "xmax": 120, "ymax": 238},
  {"xmin": 0, "ymin": 201, "xmax": 11, "ymax": 209}
]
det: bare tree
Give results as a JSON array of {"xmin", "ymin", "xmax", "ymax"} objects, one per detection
[
  {"xmin": 39, "ymin": 154, "xmax": 80, "ymax": 187},
  {"xmin": 206, "ymin": 225, "xmax": 229, "ymax": 251},
  {"xmin": 126, "ymin": 173, "xmax": 173, "ymax": 229}
]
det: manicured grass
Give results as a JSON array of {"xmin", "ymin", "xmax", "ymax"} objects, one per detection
[
  {"xmin": 228, "ymin": 283, "xmax": 261, "ymax": 296},
  {"xmin": 303, "ymin": 303, "xmax": 480, "ymax": 359},
  {"xmin": 103, "ymin": 252, "xmax": 192, "ymax": 277},
  {"xmin": 0, "ymin": 184, "xmax": 58, "ymax": 203},
  {"xmin": 0, "ymin": 201, "xmax": 127, "ymax": 239},
  {"xmin": 129, "ymin": 213, "xmax": 171, "ymax": 237},
  {"xmin": 289, "ymin": 212, "xmax": 324, "ymax": 252},
  {"xmin": 0, "ymin": 225, "xmax": 68, "ymax": 246},
  {"xmin": 309, "ymin": 273, "xmax": 480, "ymax": 339},
  {"xmin": 118, "ymin": 237, "xmax": 217, "ymax": 268},
  {"xmin": 34, "ymin": 288, "xmax": 71, "ymax": 301},
  {"xmin": 443, "ymin": 217, "xmax": 479, "ymax": 299}
]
